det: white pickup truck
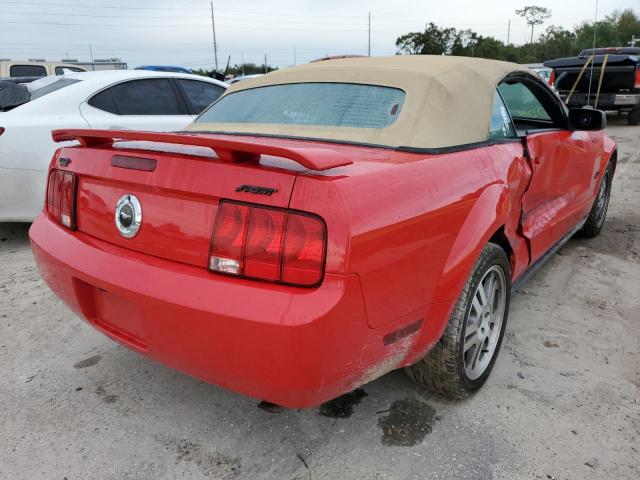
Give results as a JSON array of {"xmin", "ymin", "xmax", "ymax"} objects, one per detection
[{"xmin": 0, "ymin": 60, "xmax": 88, "ymax": 82}]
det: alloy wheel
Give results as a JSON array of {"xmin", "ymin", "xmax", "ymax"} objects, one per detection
[{"xmin": 463, "ymin": 265, "xmax": 507, "ymax": 380}]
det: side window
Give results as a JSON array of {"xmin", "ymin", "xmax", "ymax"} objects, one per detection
[
  {"xmin": 176, "ymin": 79, "xmax": 225, "ymax": 114},
  {"xmin": 90, "ymin": 79, "xmax": 187, "ymax": 116},
  {"xmin": 498, "ymin": 82, "xmax": 551, "ymax": 121},
  {"xmin": 10, "ymin": 65, "xmax": 47, "ymax": 77},
  {"xmin": 489, "ymin": 92, "xmax": 516, "ymax": 140},
  {"xmin": 88, "ymin": 88, "xmax": 119, "ymax": 114}
]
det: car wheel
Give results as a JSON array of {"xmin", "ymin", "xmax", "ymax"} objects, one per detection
[
  {"xmin": 406, "ymin": 243, "xmax": 511, "ymax": 399},
  {"xmin": 579, "ymin": 161, "xmax": 613, "ymax": 238}
]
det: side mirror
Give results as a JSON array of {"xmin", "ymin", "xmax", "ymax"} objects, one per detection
[{"xmin": 568, "ymin": 108, "xmax": 607, "ymax": 131}]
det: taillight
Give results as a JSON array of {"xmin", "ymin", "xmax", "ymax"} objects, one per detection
[
  {"xmin": 209, "ymin": 201, "xmax": 326, "ymax": 287},
  {"xmin": 635, "ymin": 67, "xmax": 640, "ymax": 89},
  {"xmin": 548, "ymin": 69, "xmax": 556, "ymax": 87},
  {"xmin": 0, "ymin": 127, "xmax": 5, "ymax": 136},
  {"xmin": 46, "ymin": 169, "xmax": 77, "ymax": 229}
]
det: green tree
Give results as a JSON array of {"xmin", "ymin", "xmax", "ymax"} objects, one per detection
[
  {"xmin": 614, "ymin": 9, "xmax": 640, "ymax": 46},
  {"xmin": 516, "ymin": 6, "xmax": 552, "ymax": 43},
  {"xmin": 193, "ymin": 63, "xmax": 278, "ymax": 79},
  {"xmin": 574, "ymin": 9, "xmax": 640, "ymax": 50},
  {"xmin": 538, "ymin": 25, "xmax": 576, "ymax": 59},
  {"xmin": 394, "ymin": 9, "xmax": 638, "ymax": 63},
  {"xmin": 396, "ymin": 22, "xmax": 460, "ymax": 55}
]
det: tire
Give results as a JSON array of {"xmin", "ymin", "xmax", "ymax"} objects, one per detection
[
  {"xmin": 580, "ymin": 161, "xmax": 613, "ymax": 238},
  {"xmin": 627, "ymin": 106, "xmax": 640, "ymax": 126},
  {"xmin": 406, "ymin": 243, "xmax": 511, "ymax": 399}
]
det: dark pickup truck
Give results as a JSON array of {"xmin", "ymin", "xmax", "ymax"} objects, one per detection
[{"xmin": 544, "ymin": 47, "xmax": 640, "ymax": 125}]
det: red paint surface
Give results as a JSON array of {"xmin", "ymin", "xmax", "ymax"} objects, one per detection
[{"xmin": 30, "ymin": 129, "xmax": 616, "ymax": 407}]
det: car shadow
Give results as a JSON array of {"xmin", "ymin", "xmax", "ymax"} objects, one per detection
[{"xmin": 0, "ymin": 222, "xmax": 31, "ymax": 249}]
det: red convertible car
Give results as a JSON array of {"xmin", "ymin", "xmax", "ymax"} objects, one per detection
[{"xmin": 30, "ymin": 56, "xmax": 616, "ymax": 407}]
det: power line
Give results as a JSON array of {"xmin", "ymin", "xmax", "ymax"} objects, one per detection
[
  {"xmin": 1, "ymin": 9, "xmax": 368, "ymax": 25},
  {"xmin": 0, "ymin": 20, "xmax": 370, "ymax": 31}
]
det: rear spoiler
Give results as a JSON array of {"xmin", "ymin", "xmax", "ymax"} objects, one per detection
[{"xmin": 51, "ymin": 129, "xmax": 353, "ymax": 172}]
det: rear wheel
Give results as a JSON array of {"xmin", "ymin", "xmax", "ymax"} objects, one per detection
[
  {"xmin": 580, "ymin": 161, "xmax": 613, "ymax": 238},
  {"xmin": 406, "ymin": 243, "xmax": 511, "ymax": 398}
]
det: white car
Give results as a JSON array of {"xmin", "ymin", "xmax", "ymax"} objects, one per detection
[{"xmin": 0, "ymin": 70, "xmax": 227, "ymax": 222}]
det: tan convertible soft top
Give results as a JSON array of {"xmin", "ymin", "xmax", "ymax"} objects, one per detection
[{"xmin": 190, "ymin": 55, "xmax": 532, "ymax": 150}]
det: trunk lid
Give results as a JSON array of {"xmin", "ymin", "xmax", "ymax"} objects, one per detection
[{"xmin": 53, "ymin": 130, "xmax": 352, "ymax": 268}]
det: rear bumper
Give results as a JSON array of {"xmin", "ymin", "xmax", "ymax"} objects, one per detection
[
  {"xmin": 0, "ymin": 167, "xmax": 46, "ymax": 222},
  {"xmin": 562, "ymin": 92, "xmax": 640, "ymax": 108},
  {"xmin": 29, "ymin": 214, "xmax": 425, "ymax": 408}
]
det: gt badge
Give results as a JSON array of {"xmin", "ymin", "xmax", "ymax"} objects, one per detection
[
  {"xmin": 115, "ymin": 194, "xmax": 142, "ymax": 238},
  {"xmin": 235, "ymin": 185, "xmax": 278, "ymax": 196}
]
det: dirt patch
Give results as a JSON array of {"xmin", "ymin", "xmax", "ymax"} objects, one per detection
[
  {"xmin": 73, "ymin": 354, "xmax": 102, "ymax": 369},
  {"xmin": 95, "ymin": 385, "xmax": 118, "ymax": 404},
  {"xmin": 155, "ymin": 435, "xmax": 241, "ymax": 478},
  {"xmin": 377, "ymin": 398, "xmax": 436, "ymax": 447}
]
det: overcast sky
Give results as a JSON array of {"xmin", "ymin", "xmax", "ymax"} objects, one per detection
[{"xmin": 1, "ymin": 0, "xmax": 637, "ymax": 70}]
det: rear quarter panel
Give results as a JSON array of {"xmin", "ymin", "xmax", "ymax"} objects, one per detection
[{"xmin": 289, "ymin": 141, "xmax": 531, "ymax": 332}]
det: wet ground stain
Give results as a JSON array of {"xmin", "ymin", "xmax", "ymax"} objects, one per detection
[
  {"xmin": 543, "ymin": 340, "xmax": 559, "ymax": 348},
  {"xmin": 319, "ymin": 389, "xmax": 368, "ymax": 418},
  {"xmin": 377, "ymin": 398, "xmax": 436, "ymax": 447},
  {"xmin": 73, "ymin": 354, "xmax": 102, "ymax": 369}
]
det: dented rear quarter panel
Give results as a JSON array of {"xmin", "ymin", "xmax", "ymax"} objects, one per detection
[{"xmin": 289, "ymin": 141, "xmax": 531, "ymax": 341}]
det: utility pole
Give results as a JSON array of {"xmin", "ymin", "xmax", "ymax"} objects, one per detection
[
  {"xmin": 264, "ymin": 53, "xmax": 267, "ymax": 74},
  {"xmin": 241, "ymin": 52, "xmax": 244, "ymax": 75},
  {"xmin": 587, "ymin": 0, "xmax": 598, "ymax": 106},
  {"xmin": 507, "ymin": 19, "xmax": 511, "ymax": 44},
  {"xmin": 293, "ymin": 45, "xmax": 297, "ymax": 65},
  {"xmin": 210, "ymin": 1, "xmax": 218, "ymax": 71},
  {"xmin": 88, "ymin": 44, "xmax": 93, "ymax": 62},
  {"xmin": 368, "ymin": 12, "xmax": 371, "ymax": 56}
]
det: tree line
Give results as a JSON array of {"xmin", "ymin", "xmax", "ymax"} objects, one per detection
[
  {"xmin": 396, "ymin": 8, "xmax": 639, "ymax": 63},
  {"xmin": 193, "ymin": 62, "xmax": 278, "ymax": 79}
]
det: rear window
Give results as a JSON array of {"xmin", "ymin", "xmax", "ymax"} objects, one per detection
[
  {"xmin": 196, "ymin": 83, "xmax": 405, "ymax": 129},
  {"xmin": 10, "ymin": 65, "xmax": 47, "ymax": 77},
  {"xmin": 27, "ymin": 77, "xmax": 82, "ymax": 100}
]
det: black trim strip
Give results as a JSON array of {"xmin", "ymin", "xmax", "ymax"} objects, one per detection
[
  {"xmin": 395, "ymin": 138, "xmax": 521, "ymax": 155},
  {"xmin": 511, "ymin": 218, "xmax": 587, "ymax": 292},
  {"xmin": 186, "ymin": 130, "xmax": 522, "ymax": 155},
  {"xmin": 383, "ymin": 319, "xmax": 424, "ymax": 346}
]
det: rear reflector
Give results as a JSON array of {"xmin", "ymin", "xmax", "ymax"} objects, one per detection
[
  {"xmin": 46, "ymin": 169, "xmax": 77, "ymax": 229},
  {"xmin": 635, "ymin": 67, "xmax": 640, "ymax": 89},
  {"xmin": 111, "ymin": 155, "xmax": 157, "ymax": 172},
  {"xmin": 210, "ymin": 201, "xmax": 326, "ymax": 287}
]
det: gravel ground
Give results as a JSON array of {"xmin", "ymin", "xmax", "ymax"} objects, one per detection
[{"xmin": 1, "ymin": 118, "xmax": 638, "ymax": 480}]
